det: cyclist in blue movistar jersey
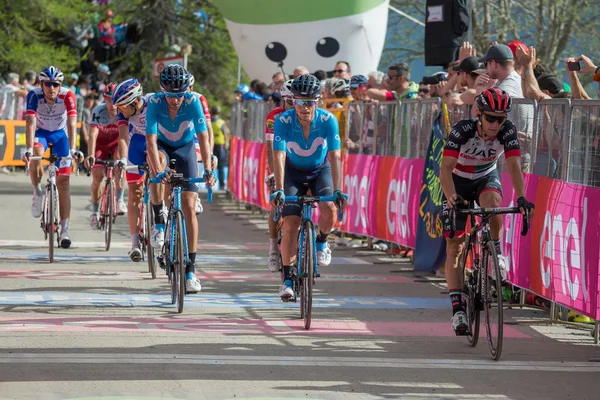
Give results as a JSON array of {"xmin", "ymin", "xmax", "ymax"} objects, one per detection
[
  {"xmin": 113, "ymin": 78, "xmax": 154, "ymax": 261},
  {"xmin": 145, "ymin": 65, "xmax": 215, "ymax": 294},
  {"xmin": 270, "ymin": 74, "xmax": 348, "ymax": 300}
]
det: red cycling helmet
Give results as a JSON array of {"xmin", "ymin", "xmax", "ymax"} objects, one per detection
[
  {"xmin": 476, "ymin": 88, "xmax": 512, "ymax": 113},
  {"xmin": 103, "ymin": 82, "xmax": 116, "ymax": 99}
]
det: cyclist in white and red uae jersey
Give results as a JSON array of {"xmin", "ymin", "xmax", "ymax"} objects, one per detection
[
  {"xmin": 440, "ymin": 88, "xmax": 535, "ymax": 335},
  {"xmin": 23, "ymin": 66, "xmax": 82, "ymax": 249},
  {"xmin": 84, "ymin": 83, "xmax": 127, "ymax": 229}
]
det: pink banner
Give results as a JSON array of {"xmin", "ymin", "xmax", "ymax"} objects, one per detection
[
  {"xmin": 499, "ymin": 173, "xmax": 600, "ymax": 320},
  {"xmin": 342, "ymin": 154, "xmax": 379, "ymax": 237},
  {"xmin": 241, "ymin": 141, "xmax": 264, "ymax": 207},
  {"xmin": 232, "ymin": 138, "xmax": 244, "ymax": 200}
]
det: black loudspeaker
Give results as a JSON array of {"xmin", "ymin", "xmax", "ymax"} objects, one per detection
[{"xmin": 424, "ymin": 0, "xmax": 472, "ymax": 67}]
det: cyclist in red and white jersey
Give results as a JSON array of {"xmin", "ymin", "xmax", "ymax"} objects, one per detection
[
  {"xmin": 189, "ymin": 74, "xmax": 215, "ymax": 214},
  {"xmin": 265, "ymin": 79, "xmax": 294, "ymax": 272},
  {"xmin": 440, "ymin": 88, "xmax": 535, "ymax": 334},
  {"xmin": 23, "ymin": 66, "xmax": 83, "ymax": 249},
  {"xmin": 84, "ymin": 83, "xmax": 127, "ymax": 229}
]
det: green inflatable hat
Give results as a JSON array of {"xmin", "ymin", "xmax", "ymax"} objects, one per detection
[{"xmin": 214, "ymin": 0, "xmax": 387, "ymax": 24}]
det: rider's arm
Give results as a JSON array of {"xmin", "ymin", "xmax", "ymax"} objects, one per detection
[
  {"xmin": 325, "ymin": 111, "xmax": 342, "ymax": 191},
  {"xmin": 65, "ymin": 91, "xmax": 78, "ymax": 151},
  {"xmin": 502, "ymin": 123, "xmax": 526, "ymax": 198},
  {"xmin": 193, "ymin": 102, "xmax": 212, "ymax": 172},
  {"xmin": 117, "ymin": 121, "xmax": 130, "ymax": 163},
  {"xmin": 272, "ymin": 115, "xmax": 288, "ymax": 191},
  {"xmin": 145, "ymin": 96, "xmax": 162, "ymax": 175},
  {"xmin": 199, "ymin": 94, "xmax": 214, "ymax": 152},
  {"xmin": 88, "ymin": 125, "xmax": 99, "ymax": 161},
  {"xmin": 440, "ymin": 124, "xmax": 467, "ymax": 201},
  {"xmin": 25, "ymin": 91, "xmax": 37, "ymax": 151}
]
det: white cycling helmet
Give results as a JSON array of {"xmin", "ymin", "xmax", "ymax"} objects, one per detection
[
  {"xmin": 39, "ymin": 66, "xmax": 64, "ymax": 83},
  {"xmin": 112, "ymin": 78, "xmax": 143, "ymax": 107},
  {"xmin": 280, "ymin": 79, "xmax": 293, "ymax": 98},
  {"xmin": 331, "ymin": 78, "xmax": 350, "ymax": 96}
]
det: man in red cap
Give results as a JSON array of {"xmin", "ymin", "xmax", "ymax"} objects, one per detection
[{"xmin": 507, "ymin": 40, "xmax": 527, "ymax": 75}]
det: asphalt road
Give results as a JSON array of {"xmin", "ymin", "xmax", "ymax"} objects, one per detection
[{"xmin": 0, "ymin": 173, "xmax": 598, "ymax": 400}]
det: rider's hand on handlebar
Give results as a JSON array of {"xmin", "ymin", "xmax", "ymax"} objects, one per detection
[
  {"xmin": 117, "ymin": 157, "xmax": 127, "ymax": 167},
  {"xmin": 447, "ymin": 193, "xmax": 467, "ymax": 209},
  {"xmin": 270, "ymin": 189, "xmax": 284, "ymax": 208},
  {"xmin": 333, "ymin": 189, "xmax": 348, "ymax": 208},
  {"xmin": 517, "ymin": 196, "xmax": 535, "ymax": 218},
  {"xmin": 84, "ymin": 156, "xmax": 95, "ymax": 170},
  {"xmin": 203, "ymin": 170, "xmax": 216, "ymax": 186},
  {"xmin": 71, "ymin": 149, "xmax": 84, "ymax": 163},
  {"xmin": 22, "ymin": 148, "xmax": 33, "ymax": 164}
]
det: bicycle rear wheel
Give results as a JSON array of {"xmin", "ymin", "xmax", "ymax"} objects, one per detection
[
  {"xmin": 483, "ymin": 241, "xmax": 503, "ymax": 360},
  {"xmin": 175, "ymin": 211, "xmax": 186, "ymax": 313},
  {"xmin": 104, "ymin": 180, "xmax": 113, "ymax": 251},
  {"xmin": 145, "ymin": 201, "xmax": 157, "ymax": 279},
  {"xmin": 300, "ymin": 221, "xmax": 315, "ymax": 330},
  {"xmin": 459, "ymin": 235, "xmax": 480, "ymax": 347},
  {"xmin": 47, "ymin": 186, "xmax": 54, "ymax": 263}
]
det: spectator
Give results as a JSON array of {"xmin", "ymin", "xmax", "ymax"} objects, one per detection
[
  {"xmin": 563, "ymin": 54, "xmax": 599, "ymax": 100},
  {"xmin": 2, "ymin": 73, "xmax": 27, "ymax": 120},
  {"xmin": 65, "ymin": 73, "xmax": 79, "ymax": 94},
  {"xmin": 22, "ymin": 71, "xmax": 37, "ymax": 91},
  {"xmin": 537, "ymin": 74, "xmax": 571, "ymax": 99},
  {"xmin": 96, "ymin": 63, "xmax": 111, "ymax": 85},
  {"xmin": 293, "ymin": 66, "xmax": 309, "ymax": 78},
  {"xmin": 97, "ymin": 9, "xmax": 116, "ymax": 63},
  {"xmin": 210, "ymin": 105, "xmax": 231, "ymax": 190},
  {"xmin": 507, "ymin": 40, "xmax": 527, "ymax": 75},
  {"xmin": 241, "ymin": 80, "xmax": 264, "ymax": 101},
  {"xmin": 68, "ymin": 15, "xmax": 95, "ymax": 59},
  {"xmin": 367, "ymin": 62, "xmax": 419, "ymax": 101},
  {"xmin": 438, "ymin": 57, "xmax": 484, "ymax": 106},
  {"xmin": 270, "ymin": 71, "xmax": 286, "ymax": 92},
  {"xmin": 313, "ymin": 69, "xmax": 327, "ymax": 82},
  {"xmin": 234, "ymin": 84, "xmax": 249, "ymax": 102},
  {"xmin": 326, "ymin": 79, "xmax": 352, "ymax": 109},
  {"xmin": 418, "ymin": 82, "xmax": 431, "ymax": 99},
  {"xmin": 79, "ymin": 94, "xmax": 96, "ymax": 168},
  {"xmin": 78, "ymin": 75, "xmax": 93, "ymax": 97},
  {"xmin": 333, "ymin": 61, "xmax": 351, "ymax": 80},
  {"xmin": 350, "ymin": 75, "xmax": 369, "ymax": 100},
  {"xmin": 367, "ymin": 71, "xmax": 385, "ymax": 89}
]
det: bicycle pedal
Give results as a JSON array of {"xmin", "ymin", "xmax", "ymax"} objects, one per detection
[{"xmin": 454, "ymin": 327, "xmax": 470, "ymax": 336}]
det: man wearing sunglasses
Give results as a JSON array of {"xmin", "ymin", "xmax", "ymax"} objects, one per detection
[
  {"xmin": 264, "ymin": 79, "xmax": 294, "ymax": 273},
  {"xmin": 270, "ymin": 74, "xmax": 348, "ymax": 300},
  {"xmin": 145, "ymin": 64, "xmax": 215, "ymax": 294},
  {"xmin": 23, "ymin": 66, "xmax": 83, "ymax": 249},
  {"xmin": 113, "ymin": 78, "xmax": 154, "ymax": 262},
  {"xmin": 440, "ymin": 88, "xmax": 535, "ymax": 335}
]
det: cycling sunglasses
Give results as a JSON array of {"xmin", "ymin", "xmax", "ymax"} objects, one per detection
[
  {"xmin": 43, "ymin": 82, "xmax": 61, "ymax": 88},
  {"xmin": 163, "ymin": 91, "xmax": 185, "ymax": 99},
  {"xmin": 293, "ymin": 99, "xmax": 318, "ymax": 107},
  {"xmin": 483, "ymin": 113, "xmax": 507, "ymax": 124}
]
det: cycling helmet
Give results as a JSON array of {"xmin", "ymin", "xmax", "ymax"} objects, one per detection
[
  {"xmin": 235, "ymin": 83, "xmax": 249, "ymax": 94},
  {"xmin": 476, "ymin": 88, "xmax": 512, "ymax": 113},
  {"xmin": 102, "ymin": 82, "xmax": 116, "ymax": 99},
  {"xmin": 350, "ymin": 74, "xmax": 368, "ymax": 88},
  {"xmin": 112, "ymin": 78, "xmax": 143, "ymax": 107},
  {"xmin": 331, "ymin": 78, "xmax": 350, "ymax": 97},
  {"xmin": 159, "ymin": 64, "xmax": 191, "ymax": 94},
  {"xmin": 291, "ymin": 74, "xmax": 322, "ymax": 98},
  {"xmin": 280, "ymin": 79, "xmax": 293, "ymax": 98},
  {"xmin": 39, "ymin": 66, "xmax": 64, "ymax": 83},
  {"xmin": 189, "ymin": 74, "xmax": 195, "ymax": 87}
]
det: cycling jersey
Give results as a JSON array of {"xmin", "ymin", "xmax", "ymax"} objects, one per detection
[
  {"xmin": 191, "ymin": 92, "xmax": 212, "ymax": 122},
  {"xmin": 26, "ymin": 87, "xmax": 77, "ymax": 133},
  {"xmin": 117, "ymin": 94, "xmax": 152, "ymax": 137},
  {"xmin": 90, "ymin": 103, "xmax": 119, "ymax": 165},
  {"xmin": 265, "ymin": 106, "xmax": 284, "ymax": 141},
  {"xmin": 273, "ymin": 108, "xmax": 340, "ymax": 171},
  {"xmin": 145, "ymin": 92, "xmax": 208, "ymax": 147},
  {"xmin": 443, "ymin": 119, "xmax": 521, "ymax": 180}
]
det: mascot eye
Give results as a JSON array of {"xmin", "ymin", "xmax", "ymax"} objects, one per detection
[
  {"xmin": 265, "ymin": 42, "xmax": 287, "ymax": 62},
  {"xmin": 316, "ymin": 37, "xmax": 340, "ymax": 58}
]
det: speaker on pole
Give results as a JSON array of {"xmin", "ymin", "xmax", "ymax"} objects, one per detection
[{"xmin": 424, "ymin": 0, "xmax": 472, "ymax": 68}]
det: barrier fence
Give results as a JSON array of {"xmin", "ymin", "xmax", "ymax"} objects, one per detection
[{"xmin": 228, "ymin": 98, "xmax": 600, "ymax": 327}]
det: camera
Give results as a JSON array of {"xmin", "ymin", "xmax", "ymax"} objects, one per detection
[{"xmin": 421, "ymin": 72, "xmax": 448, "ymax": 85}]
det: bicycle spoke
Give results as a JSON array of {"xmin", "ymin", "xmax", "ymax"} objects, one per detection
[{"xmin": 484, "ymin": 241, "xmax": 504, "ymax": 361}]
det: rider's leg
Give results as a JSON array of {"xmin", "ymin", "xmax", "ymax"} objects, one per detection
[
  {"xmin": 281, "ymin": 215, "xmax": 301, "ymax": 281},
  {"xmin": 182, "ymin": 191, "xmax": 197, "ymax": 273},
  {"xmin": 113, "ymin": 151, "xmax": 126, "ymax": 214},
  {"xmin": 150, "ymin": 150, "xmax": 167, "ymax": 248},
  {"xmin": 53, "ymin": 133, "xmax": 73, "ymax": 247},
  {"xmin": 127, "ymin": 180, "xmax": 143, "ymax": 244},
  {"xmin": 29, "ymin": 140, "xmax": 45, "ymax": 218},
  {"xmin": 90, "ymin": 167, "xmax": 103, "ymax": 211},
  {"xmin": 313, "ymin": 164, "xmax": 335, "ymax": 266}
]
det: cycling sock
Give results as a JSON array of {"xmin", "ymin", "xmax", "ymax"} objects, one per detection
[
  {"xmin": 153, "ymin": 203, "xmax": 164, "ymax": 224},
  {"xmin": 91, "ymin": 203, "xmax": 99, "ymax": 213},
  {"xmin": 186, "ymin": 252, "xmax": 196, "ymax": 274},
  {"xmin": 316, "ymin": 231, "xmax": 328, "ymax": 243},
  {"xmin": 269, "ymin": 238, "xmax": 278, "ymax": 251},
  {"xmin": 493, "ymin": 240, "xmax": 502, "ymax": 255},
  {"xmin": 117, "ymin": 189, "xmax": 124, "ymax": 202},
  {"xmin": 131, "ymin": 233, "xmax": 140, "ymax": 247},
  {"xmin": 282, "ymin": 265, "xmax": 291, "ymax": 281},
  {"xmin": 449, "ymin": 289, "xmax": 463, "ymax": 314},
  {"xmin": 34, "ymin": 184, "xmax": 42, "ymax": 195},
  {"xmin": 60, "ymin": 219, "xmax": 69, "ymax": 233}
]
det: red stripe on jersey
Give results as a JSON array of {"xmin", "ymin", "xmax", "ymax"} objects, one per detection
[
  {"xmin": 505, "ymin": 149, "xmax": 521, "ymax": 158},
  {"xmin": 454, "ymin": 163, "xmax": 476, "ymax": 173},
  {"xmin": 118, "ymin": 120, "xmax": 128, "ymax": 127},
  {"xmin": 26, "ymin": 110, "xmax": 36, "ymax": 116},
  {"xmin": 67, "ymin": 110, "xmax": 77, "ymax": 117},
  {"xmin": 443, "ymin": 149, "xmax": 460, "ymax": 158}
]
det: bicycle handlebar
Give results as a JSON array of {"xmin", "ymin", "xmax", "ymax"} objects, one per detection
[
  {"xmin": 448, "ymin": 205, "xmax": 530, "ymax": 239},
  {"xmin": 150, "ymin": 171, "xmax": 213, "ymax": 202},
  {"xmin": 273, "ymin": 195, "xmax": 344, "ymax": 222}
]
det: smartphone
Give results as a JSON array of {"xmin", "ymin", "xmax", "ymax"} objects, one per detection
[{"xmin": 567, "ymin": 61, "xmax": 582, "ymax": 71}]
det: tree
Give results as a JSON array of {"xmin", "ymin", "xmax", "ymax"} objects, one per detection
[{"xmin": 0, "ymin": 0, "xmax": 95, "ymax": 76}]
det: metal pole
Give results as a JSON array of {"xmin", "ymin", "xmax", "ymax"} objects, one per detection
[
  {"xmin": 183, "ymin": 53, "xmax": 188, "ymax": 70},
  {"xmin": 237, "ymin": 60, "xmax": 241, "ymax": 86}
]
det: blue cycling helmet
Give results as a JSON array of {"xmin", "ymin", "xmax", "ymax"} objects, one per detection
[
  {"xmin": 113, "ymin": 78, "xmax": 143, "ymax": 107},
  {"xmin": 160, "ymin": 64, "xmax": 191, "ymax": 94},
  {"xmin": 350, "ymin": 74, "xmax": 368, "ymax": 88},
  {"xmin": 39, "ymin": 66, "xmax": 64, "ymax": 83},
  {"xmin": 235, "ymin": 84, "xmax": 249, "ymax": 94},
  {"xmin": 291, "ymin": 74, "xmax": 322, "ymax": 98}
]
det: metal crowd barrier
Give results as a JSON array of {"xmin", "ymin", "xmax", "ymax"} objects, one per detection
[{"xmin": 0, "ymin": 89, "xmax": 25, "ymax": 120}]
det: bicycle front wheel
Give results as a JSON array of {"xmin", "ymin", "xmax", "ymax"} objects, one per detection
[
  {"xmin": 301, "ymin": 221, "xmax": 315, "ymax": 330},
  {"xmin": 104, "ymin": 180, "xmax": 114, "ymax": 251},
  {"xmin": 47, "ymin": 186, "xmax": 55, "ymax": 263},
  {"xmin": 459, "ymin": 235, "xmax": 480, "ymax": 347},
  {"xmin": 483, "ymin": 241, "xmax": 503, "ymax": 361},
  {"xmin": 175, "ymin": 211, "xmax": 186, "ymax": 313},
  {"xmin": 145, "ymin": 201, "xmax": 157, "ymax": 279}
]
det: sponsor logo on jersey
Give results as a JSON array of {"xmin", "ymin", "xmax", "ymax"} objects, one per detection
[
  {"xmin": 266, "ymin": 119, "xmax": 274, "ymax": 130},
  {"xmin": 279, "ymin": 115, "xmax": 292, "ymax": 124}
]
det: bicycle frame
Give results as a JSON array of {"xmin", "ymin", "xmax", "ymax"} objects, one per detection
[{"xmin": 167, "ymin": 185, "xmax": 189, "ymax": 265}]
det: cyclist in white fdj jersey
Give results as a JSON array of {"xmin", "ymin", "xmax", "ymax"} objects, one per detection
[
  {"xmin": 146, "ymin": 65, "xmax": 215, "ymax": 294},
  {"xmin": 440, "ymin": 88, "xmax": 535, "ymax": 334},
  {"xmin": 23, "ymin": 66, "xmax": 83, "ymax": 248},
  {"xmin": 113, "ymin": 78, "xmax": 154, "ymax": 261},
  {"xmin": 270, "ymin": 74, "xmax": 347, "ymax": 300}
]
